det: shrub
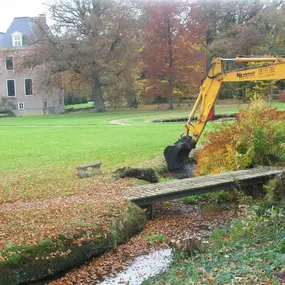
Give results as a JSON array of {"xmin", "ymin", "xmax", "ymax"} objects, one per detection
[
  {"xmin": 196, "ymin": 99, "xmax": 285, "ymax": 176},
  {"xmin": 182, "ymin": 196, "xmax": 199, "ymax": 205},
  {"xmin": 265, "ymin": 173, "xmax": 285, "ymax": 204},
  {"xmin": 214, "ymin": 191, "xmax": 229, "ymax": 205}
]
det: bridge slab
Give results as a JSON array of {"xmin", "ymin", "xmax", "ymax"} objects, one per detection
[{"xmin": 124, "ymin": 167, "xmax": 285, "ymax": 218}]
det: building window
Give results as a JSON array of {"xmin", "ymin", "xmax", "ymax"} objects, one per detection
[
  {"xmin": 18, "ymin": 102, "xmax": 24, "ymax": 110},
  {"xmin": 12, "ymin": 31, "xmax": 23, "ymax": 47},
  {"xmin": 59, "ymin": 99, "xmax": 62, "ymax": 106},
  {"xmin": 7, "ymin": 80, "xmax": 15, "ymax": 97},
  {"xmin": 13, "ymin": 36, "xmax": 22, "ymax": 47},
  {"xmin": 25, "ymin": 79, "xmax": 33, "ymax": 96},
  {"xmin": 6, "ymin": 57, "xmax": 13, "ymax": 70},
  {"xmin": 44, "ymin": 101, "xmax": 47, "ymax": 108}
]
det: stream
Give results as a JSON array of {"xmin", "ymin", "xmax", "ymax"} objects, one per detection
[
  {"xmin": 43, "ymin": 161, "xmax": 235, "ymax": 285},
  {"xmin": 100, "ymin": 248, "xmax": 173, "ymax": 285},
  {"xmin": 100, "ymin": 163, "xmax": 195, "ymax": 284}
]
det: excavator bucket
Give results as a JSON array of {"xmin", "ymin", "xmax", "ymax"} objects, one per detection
[{"xmin": 164, "ymin": 136, "xmax": 196, "ymax": 171}]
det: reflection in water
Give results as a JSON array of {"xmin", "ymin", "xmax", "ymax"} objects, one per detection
[{"xmin": 100, "ymin": 248, "xmax": 172, "ymax": 285}]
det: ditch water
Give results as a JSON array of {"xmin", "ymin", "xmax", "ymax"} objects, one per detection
[
  {"xmin": 100, "ymin": 248, "xmax": 173, "ymax": 285},
  {"xmin": 171, "ymin": 162, "xmax": 196, "ymax": 179},
  {"xmin": 99, "ymin": 163, "xmax": 196, "ymax": 284}
]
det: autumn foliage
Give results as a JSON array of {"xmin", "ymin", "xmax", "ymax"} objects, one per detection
[
  {"xmin": 196, "ymin": 100, "xmax": 285, "ymax": 176},
  {"xmin": 141, "ymin": 0, "xmax": 206, "ymax": 108}
]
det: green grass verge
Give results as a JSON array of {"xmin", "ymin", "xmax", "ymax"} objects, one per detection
[
  {"xmin": 65, "ymin": 103, "xmax": 94, "ymax": 110},
  {"xmin": 145, "ymin": 206, "xmax": 285, "ymax": 285}
]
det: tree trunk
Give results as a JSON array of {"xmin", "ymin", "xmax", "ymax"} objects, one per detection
[
  {"xmin": 177, "ymin": 96, "xmax": 181, "ymax": 108},
  {"xmin": 168, "ymin": 75, "xmax": 174, "ymax": 109},
  {"xmin": 92, "ymin": 75, "xmax": 106, "ymax": 112},
  {"xmin": 125, "ymin": 90, "xmax": 137, "ymax": 108},
  {"xmin": 167, "ymin": 19, "xmax": 174, "ymax": 110}
]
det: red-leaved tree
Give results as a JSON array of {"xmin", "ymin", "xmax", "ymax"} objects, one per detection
[{"xmin": 141, "ymin": 0, "xmax": 206, "ymax": 109}]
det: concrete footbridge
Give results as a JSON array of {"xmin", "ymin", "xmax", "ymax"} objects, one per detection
[{"xmin": 124, "ymin": 167, "xmax": 285, "ymax": 218}]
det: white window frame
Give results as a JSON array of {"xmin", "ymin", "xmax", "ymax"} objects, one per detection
[
  {"xmin": 11, "ymin": 31, "xmax": 23, "ymax": 47},
  {"xmin": 5, "ymin": 57, "xmax": 14, "ymax": 71},
  {"xmin": 18, "ymin": 102, "xmax": 24, "ymax": 110},
  {"xmin": 24, "ymin": 78, "xmax": 33, "ymax": 96},
  {"xmin": 6, "ymin": 79, "xmax": 16, "ymax": 97}
]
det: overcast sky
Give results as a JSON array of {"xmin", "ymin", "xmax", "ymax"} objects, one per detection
[{"xmin": 0, "ymin": 0, "xmax": 51, "ymax": 33}]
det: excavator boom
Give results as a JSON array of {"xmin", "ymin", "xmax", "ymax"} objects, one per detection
[{"xmin": 164, "ymin": 56, "xmax": 285, "ymax": 171}]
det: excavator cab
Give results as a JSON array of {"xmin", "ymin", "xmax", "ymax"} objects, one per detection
[{"xmin": 164, "ymin": 136, "xmax": 196, "ymax": 171}]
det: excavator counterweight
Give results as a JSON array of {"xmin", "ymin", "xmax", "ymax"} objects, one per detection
[{"xmin": 164, "ymin": 56, "xmax": 285, "ymax": 171}]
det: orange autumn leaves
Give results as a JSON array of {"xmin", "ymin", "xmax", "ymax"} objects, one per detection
[{"xmin": 196, "ymin": 100, "xmax": 285, "ymax": 176}]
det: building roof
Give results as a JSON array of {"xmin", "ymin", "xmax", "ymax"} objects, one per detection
[
  {"xmin": 0, "ymin": 32, "xmax": 4, "ymax": 43},
  {"xmin": 0, "ymin": 17, "xmax": 38, "ymax": 48}
]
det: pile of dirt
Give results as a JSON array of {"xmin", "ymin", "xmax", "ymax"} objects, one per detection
[{"xmin": 114, "ymin": 167, "xmax": 159, "ymax": 183}]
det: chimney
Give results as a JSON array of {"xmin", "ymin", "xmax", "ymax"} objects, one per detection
[{"xmin": 37, "ymin": 14, "xmax": 47, "ymax": 26}]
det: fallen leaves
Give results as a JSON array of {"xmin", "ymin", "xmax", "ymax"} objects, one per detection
[
  {"xmin": 0, "ymin": 174, "xmax": 136, "ymax": 254},
  {"xmin": 46, "ymin": 201, "xmax": 236, "ymax": 284}
]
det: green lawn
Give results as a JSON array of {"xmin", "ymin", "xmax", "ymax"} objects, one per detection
[
  {"xmin": 0, "ymin": 109, "xmax": 214, "ymax": 203},
  {"xmin": 1, "ymin": 102, "xmax": 284, "ymax": 171},
  {"xmin": 64, "ymin": 102, "xmax": 94, "ymax": 109},
  {"xmin": 0, "ymin": 110, "xmax": 198, "ymax": 171},
  {"xmin": 0, "ymin": 102, "xmax": 284, "ymax": 203}
]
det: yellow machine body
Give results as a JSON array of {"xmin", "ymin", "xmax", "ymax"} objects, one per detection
[{"xmin": 164, "ymin": 56, "xmax": 285, "ymax": 171}]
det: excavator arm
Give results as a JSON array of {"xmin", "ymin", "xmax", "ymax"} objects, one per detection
[{"xmin": 164, "ymin": 56, "xmax": 285, "ymax": 171}]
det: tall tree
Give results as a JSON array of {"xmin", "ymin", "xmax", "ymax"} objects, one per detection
[
  {"xmin": 257, "ymin": 4, "xmax": 285, "ymax": 54},
  {"xmin": 141, "ymin": 0, "xmax": 205, "ymax": 109},
  {"xmin": 199, "ymin": 0, "xmax": 266, "ymax": 58},
  {"xmin": 28, "ymin": 0, "xmax": 139, "ymax": 112}
]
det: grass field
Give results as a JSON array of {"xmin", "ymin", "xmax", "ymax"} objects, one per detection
[
  {"xmin": 1, "ymin": 102, "xmax": 285, "ymax": 203},
  {"xmin": 0, "ymin": 108, "xmax": 207, "ymax": 203},
  {"xmin": 64, "ymin": 102, "xmax": 94, "ymax": 109}
]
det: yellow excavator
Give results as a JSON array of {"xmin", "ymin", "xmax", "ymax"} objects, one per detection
[{"xmin": 164, "ymin": 56, "xmax": 285, "ymax": 171}]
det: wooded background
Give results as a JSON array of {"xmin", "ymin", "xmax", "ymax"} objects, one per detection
[{"xmin": 26, "ymin": 0, "xmax": 285, "ymax": 111}]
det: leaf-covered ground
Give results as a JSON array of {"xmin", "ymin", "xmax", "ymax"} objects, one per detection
[
  {"xmin": 44, "ymin": 201, "xmax": 237, "ymax": 284},
  {"xmin": 0, "ymin": 179, "xmax": 127, "ymax": 251}
]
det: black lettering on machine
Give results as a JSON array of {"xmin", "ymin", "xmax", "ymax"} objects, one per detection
[{"xmin": 237, "ymin": 71, "xmax": 256, "ymax": 79}]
